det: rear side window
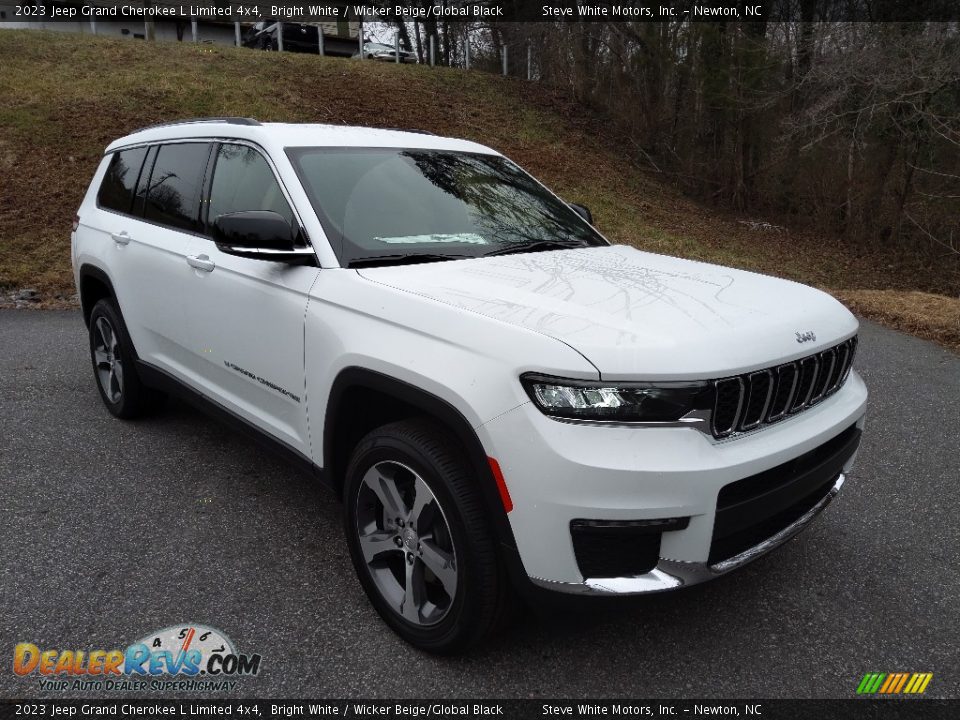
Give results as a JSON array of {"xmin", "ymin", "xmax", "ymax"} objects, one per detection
[
  {"xmin": 131, "ymin": 145, "xmax": 157, "ymax": 217},
  {"xmin": 143, "ymin": 142, "xmax": 211, "ymax": 233},
  {"xmin": 206, "ymin": 144, "xmax": 294, "ymax": 230},
  {"xmin": 97, "ymin": 147, "xmax": 148, "ymax": 214}
]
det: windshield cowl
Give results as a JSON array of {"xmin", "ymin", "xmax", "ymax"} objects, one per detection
[{"xmin": 347, "ymin": 253, "xmax": 472, "ymax": 268}]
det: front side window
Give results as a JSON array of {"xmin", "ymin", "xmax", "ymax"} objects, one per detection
[
  {"xmin": 97, "ymin": 147, "xmax": 148, "ymax": 214},
  {"xmin": 207, "ymin": 144, "xmax": 294, "ymax": 232},
  {"xmin": 143, "ymin": 142, "xmax": 210, "ymax": 233},
  {"xmin": 286, "ymin": 148, "xmax": 607, "ymax": 266}
]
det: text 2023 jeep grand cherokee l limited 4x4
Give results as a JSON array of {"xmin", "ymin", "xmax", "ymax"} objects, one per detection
[{"xmin": 72, "ymin": 119, "xmax": 867, "ymax": 653}]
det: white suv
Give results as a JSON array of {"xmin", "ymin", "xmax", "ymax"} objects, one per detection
[{"xmin": 72, "ymin": 119, "xmax": 867, "ymax": 653}]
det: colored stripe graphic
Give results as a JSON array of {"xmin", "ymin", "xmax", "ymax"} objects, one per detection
[
  {"xmin": 869, "ymin": 673, "xmax": 886, "ymax": 693},
  {"xmin": 879, "ymin": 674, "xmax": 896, "ymax": 693},
  {"xmin": 864, "ymin": 673, "xmax": 886, "ymax": 694},
  {"xmin": 883, "ymin": 673, "xmax": 908, "ymax": 693},
  {"xmin": 857, "ymin": 672, "xmax": 932, "ymax": 694},
  {"xmin": 892, "ymin": 673, "xmax": 909, "ymax": 693},
  {"xmin": 905, "ymin": 673, "xmax": 933, "ymax": 694}
]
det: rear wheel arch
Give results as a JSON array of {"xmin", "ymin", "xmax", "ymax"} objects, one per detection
[
  {"xmin": 87, "ymin": 296, "xmax": 165, "ymax": 418},
  {"xmin": 78, "ymin": 264, "xmax": 117, "ymax": 328}
]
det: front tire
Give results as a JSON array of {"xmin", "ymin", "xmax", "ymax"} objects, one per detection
[
  {"xmin": 343, "ymin": 419, "xmax": 513, "ymax": 653},
  {"xmin": 88, "ymin": 298, "xmax": 164, "ymax": 419}
]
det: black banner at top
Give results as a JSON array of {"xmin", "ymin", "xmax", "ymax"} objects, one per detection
[{"xmin": 2, "ymin": 0, "xmax": 959, "ymax": 23}]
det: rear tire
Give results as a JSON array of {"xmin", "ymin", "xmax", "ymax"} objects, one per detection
[
  {"xmin": 343, "ymin": 419, "xmax": 515, "ymax": 653},
  {"xmin": 88, "ymin": 298, "xmax": 165, "ymax": 419}
]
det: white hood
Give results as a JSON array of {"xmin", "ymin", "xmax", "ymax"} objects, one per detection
[{"xmin": 357, "ymin": 245, "xmax": 858, "ymax": 380}]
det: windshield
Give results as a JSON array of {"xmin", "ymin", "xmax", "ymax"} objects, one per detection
[{"xmin": 285, "ymin": 147, "xmax": 608, "ymax": 267}]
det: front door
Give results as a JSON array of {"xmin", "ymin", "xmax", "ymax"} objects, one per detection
[{"xmin": 183, "ymin": 142, "xmax": 319, "ymax": 455}]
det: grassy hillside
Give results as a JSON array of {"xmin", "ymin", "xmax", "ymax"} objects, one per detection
[{"xmin": 1, "ymin": 30, "xmax": 957, "ymax": 351}]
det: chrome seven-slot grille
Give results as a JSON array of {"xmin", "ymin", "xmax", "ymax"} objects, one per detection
[{"xmin": 711, "ymin": 336, "xmax": 858, "ymax": 438}]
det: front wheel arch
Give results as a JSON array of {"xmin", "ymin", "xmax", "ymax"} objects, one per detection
[
  {"xmin": 322, "ymin": 368, "xmax": 526, "ymax": 584},
  {"xmin": 343, "ymin": 418, "xmax": 513, "ymax": 652}
]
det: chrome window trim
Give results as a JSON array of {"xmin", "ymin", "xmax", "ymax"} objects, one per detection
[
  {"xmin": 101, "ymin": 136, "xmax": 317, "ymax": 256},
  {"xmin": 217, "ymin": 246, "xmax": 317, "ymax": 258}
]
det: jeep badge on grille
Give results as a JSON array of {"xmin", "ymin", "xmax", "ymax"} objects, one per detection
[{"xmin": 796, "ymin": 331, "xmax": 816, "ymax": 343}]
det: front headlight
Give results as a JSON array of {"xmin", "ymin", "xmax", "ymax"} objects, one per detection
[{"xmin": 520, "ymin": 373, "xmax": 710, "ymax": 422}]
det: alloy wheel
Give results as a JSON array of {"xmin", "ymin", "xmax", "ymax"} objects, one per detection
[
  {"xmin": 93, "ymin": 316, "xmax": 124, "ymax": 403},
  {"xmin": 354, "ymin": 461, "xmax": 458, "ymax": 626}
]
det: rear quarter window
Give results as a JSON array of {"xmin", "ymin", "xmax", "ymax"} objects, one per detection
[{"xmin": 97, "ymin": 147, "xmax": 148, "ymax": 214}]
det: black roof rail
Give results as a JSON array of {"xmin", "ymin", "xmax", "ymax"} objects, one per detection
[
  {"xmin": 132, "ymin": 117, "xmax": 261, "ymax": 133},
  {"xmin": 382, "ymin": 127, "xmax": 436, "ymax": 136}
]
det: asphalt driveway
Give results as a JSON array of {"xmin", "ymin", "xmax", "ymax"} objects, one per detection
[{"xmin": 1, "ymin": 310, "xmax": 958, "ymax": 699}]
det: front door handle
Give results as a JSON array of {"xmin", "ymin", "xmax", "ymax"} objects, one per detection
[
  {"xmin": 110, "ymin": 231, "xmax": 131, "ymax": 246},
  {"xmin": 186, "ymin": 254, "xmax": 216, "ymax": 272}
]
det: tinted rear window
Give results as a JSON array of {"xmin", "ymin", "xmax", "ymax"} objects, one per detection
[
  {"xmin": 97, "ymin": 147, "xmax": 148, "ymax": 214},
  {"xmin": 143, "ymin": 142, "xmax": 210, "ymax": 233}
]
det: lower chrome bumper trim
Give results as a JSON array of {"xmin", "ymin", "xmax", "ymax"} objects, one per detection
[{"xmin": 530, "ymin": 473, "xmax": 845, "ymax": 596}]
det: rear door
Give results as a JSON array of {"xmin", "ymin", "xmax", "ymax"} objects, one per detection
[
  {"xmin": 182, "ymin": 141, "xmax": 319, "ymax": 455},
  {"xmin": 94, "ymin": 141, "xmax": 212, "ymax": 383}
]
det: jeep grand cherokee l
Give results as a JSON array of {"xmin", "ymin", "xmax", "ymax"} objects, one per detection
[{"xmin": 72, "ymin": 118, "xmax": 867, "ymax": 653}]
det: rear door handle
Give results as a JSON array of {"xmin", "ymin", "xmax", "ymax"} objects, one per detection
[
  {"xmin": 110, "ymin": 231, "xmax": 131, "ymax": 246},
  {"xmin": 186, "ymin": 254, "xmax": 216, "ymax": 272}
]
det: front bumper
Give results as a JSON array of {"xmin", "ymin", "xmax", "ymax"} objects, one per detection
[
  {"xmin": 532, "ymin": 473, "xmax": 845, "ymax": 595},
  {"xmin": 477, "ymin": 371, "xmax": 867, "ymax": 594}
]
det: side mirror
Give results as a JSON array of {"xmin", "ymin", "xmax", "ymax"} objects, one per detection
[
  {"xmin": 212, "ymin": 211, "xmax": 315, "ymax": 264},
  {"xmin": 568, "ymin": 203, "xmax": 593, "ymax": 225}
]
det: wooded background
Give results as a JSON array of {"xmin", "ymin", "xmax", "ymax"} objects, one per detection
[{"xmin": 385, "ymin": 17, "xmax": 960, "ymax": 276}]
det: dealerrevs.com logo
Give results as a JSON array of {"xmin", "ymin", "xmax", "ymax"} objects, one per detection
[{"xmin": 13, "ymin": 624, "xmax": 261, "ymax": 692}]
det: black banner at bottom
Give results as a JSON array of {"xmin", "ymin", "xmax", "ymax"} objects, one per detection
[{"xmin": 0, "ymin": 700, "xmax": 957, "ymax": 720}]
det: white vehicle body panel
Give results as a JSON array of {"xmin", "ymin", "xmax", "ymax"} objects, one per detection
[
  {"xmin": 74, "ymin": 121, "xmax": 869, "ymax": 596},
  {"xmin": 74, "ymin": 156, "xmax": 197, "ymax": 384},
  {"xmin": 183, "ymin": 240, "xmax": 319, "ymax": 454},
  {"xmin": 303, "ymin": 268, "xmax": 598, "ymax": 435},
  {"xmin": 478, "ymin": 373, "xmax": 867, "ymax": 584},
  {"xmin": 357, "ymin": 245, "xmax": 859, "ymax": 379}
]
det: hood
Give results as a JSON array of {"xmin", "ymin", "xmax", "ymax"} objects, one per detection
[{"xmin": 356, "ymin": 245, "xmax": 858, "ymax": 380}]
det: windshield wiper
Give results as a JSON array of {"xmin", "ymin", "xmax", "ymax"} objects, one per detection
[
  {"xmin": 348, "ymin": 253, "xmax": 472, "ymax": 268},
  {"xmin": 483, "ymin": 240, "xmax": 586, "ymax": 258}
]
